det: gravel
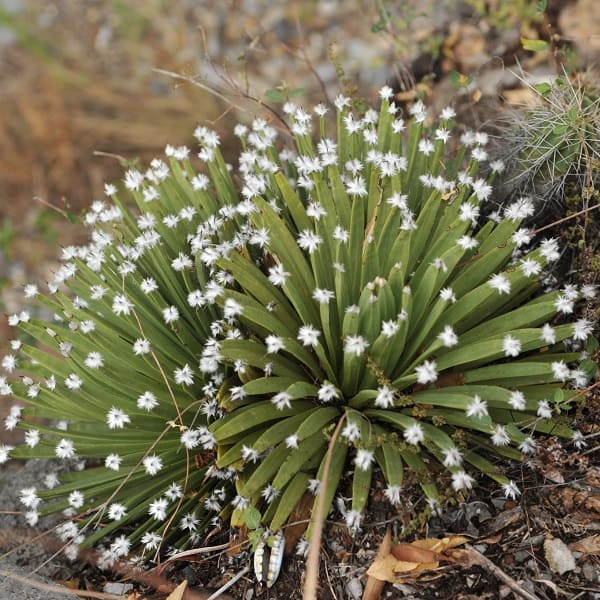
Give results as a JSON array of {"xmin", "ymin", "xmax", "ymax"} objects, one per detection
[{"xmin": 0, "ymin": 460, "xmax": 74, "ymax": 599}]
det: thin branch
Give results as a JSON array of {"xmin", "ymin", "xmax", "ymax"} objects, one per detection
[
  {"xmin": 0, "ymin": 569, "xmax": 119, "ymax": 599},
  {"xmin": 152, "ymin": 66, "xmax": 292, "ymax": 136},
  {"xmin": 303, "ymin": 415, "xmax": 346, "ymax": 600},
  {"xmin": 206, "ymin": 565, "xmax": 250, "ymax": 600},
  {"xmin": 163, "ymin": 542, "xmax": 230, "ymax": 562},
  {"xmin": 456, "ymin": 545, "xmax": 543, "ymax": 600},
  {"xmin": 153, "ymin": 67, "xmax": 232, "ymax": 105},
  {"xmin": 530, "ymin": 202, "xmax": 600, "ymax": 235}
]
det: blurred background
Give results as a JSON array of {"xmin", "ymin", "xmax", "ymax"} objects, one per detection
[
  {"xmin": 0, "ymin": 0, "xmax": 407, "ymax": 303},
  {"xmin": 1, "ymin": 0, "xmax": 598, "ymax": 444}
]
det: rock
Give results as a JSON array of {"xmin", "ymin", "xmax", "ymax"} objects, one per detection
[
  {"xmin": 0, "ymin": 564, "xmax": 71, "ymax": 600},
  {"xmin": 559, "ymin": 0, "xmax": 600, "ymax": 63},
  {"xmin": 345, "ymin": 577, "xmax": 362, "ymax": 600},
  {"xmin": 514, "ymin": 550, "xmax": 530, "ymax": 564},
  {"xmin": 0, "ymin": 460, "xmax": 75, "ymax": 599},
  {"xmin": 544, "ymin": 537, "xmax": 577, "ymax": 575},
  {"xmin": 476, "ymin": 67, "xmax": 518, "ymax": 97},
  {"xmin": 446, "ymin": 22, "xmax": 490, "ymax": 71},
  {"xmin": 104, "ymin": 582, "xmax": 134, "ymax": 595},
  {"xmin": 582, "ymin": 560, "xmax": 597, "ymax": 583}
]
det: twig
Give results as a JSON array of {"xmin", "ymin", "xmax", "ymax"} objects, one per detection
[
  {"xmin": 303, "ymin": 416, "xmax": 346, "ymax": 600},
  {"xmin": 530, "ymin": 202, "xmax": 600, "ymax": 235},
  {"xmin": 153, "ymin": 67, "xmax": 232, "ymax": 105},
  {"xmin": 163, "ymin": 542, "xmax": 231, "ymax": 563},
  {"xmin": 458, "ymin": 544, "xmax": 542, "ymax": 600},
  {"xmin": 152, "ymin": 66, "xmax": 291, "ymax": 136},
  {"xmin": 92, "ymin": 150, "xmax": 128, "ymax": 163},
  {"xmin": 205, "ymin": 565, "xmax": 249, "ymax": 600},
  {"xmin": 0, "ymin": 569, "xmax": 120, "ymax": 599}
]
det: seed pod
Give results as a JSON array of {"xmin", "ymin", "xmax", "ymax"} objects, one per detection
[{"xmin": 253, "ymin": 530, "xmax": 285, "ymax": 588}]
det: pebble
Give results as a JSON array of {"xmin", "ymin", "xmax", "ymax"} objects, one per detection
[
  {"xmin": 514, "ymin": 550, "xmax": 530, "ymax": 564},
  {"xmin": 477, "ymin": 67, "xmax": 518, "ymax": 97},
  {"xmin": 103, "ymin": 582, "xmax": 134, "ymax": 594},
  {"xmin": 392, "ymin": 583, "xmax": 417, "ymax": 595},
  {"xmin": 345, "ymin": 577, "xmax": 363, "ymax": 600},
  {"xmin": 529, "ymin": 534, "xmax": 545, "ymax": 547},
  {"xmin": 582, "ymin": 560, "xmax": 597, "ymax": 583},
  {"xmin": 544, "ymin": 537, "xmax": 577, "ymax": 575}
]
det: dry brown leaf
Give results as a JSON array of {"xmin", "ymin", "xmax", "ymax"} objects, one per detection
[
  {"xmin": 501, "ymin": 87, "xmax": 542, "ymax": 107},
  {"xmin": 394, "ymin": 89, "xmax": 418, "ymax": 102},
  {"xmin": 367, "ymin": 536, "xmax": 470, "ymax": 583},
  {"xmin": 395, "ymin": 559, "xmax": 439, "ymax": 573},
  {"xmin": 227, "ymin": 526, "xmax": 247, "ymax": 557},
  {"xmin": 585, "ymin": 494, "xmax": 600, "ymax": 513},
  {"xmin": 362, "ymin": 528, "xmax": 392, "ymax": 600},
  {"xmin": 284, "ymin": 492, "xmax": 312, "ymax": 554},
  {"xmin": 391, "ymin": 543, "xmax": 441, "ymax": 564},
  {"xmin": 166, "ymin": 580, "xmax": 187, "ymax": 600},
  {"xmin": 56, "ymin": 579, "xmax": 80, "ymax": 590},
  {"xmin": 448, "ymin": 548, "xmax": 480, "ymax": 567},
  {"xmin": 366, "ymin": 555, "xmax": 403, "ymax": 583},
  {"xmin": 569, "ymin": 534, "xmax": 600, "ymax": 555},
  {"xmin": 480, "ymin": 533, "xmax": 502, "ymax": 545},
  {"xmin": 411, "ymin": 535, "xmax": 470, "ymax": 553}
]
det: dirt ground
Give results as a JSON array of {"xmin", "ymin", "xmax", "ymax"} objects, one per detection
[{"xmin": 0, "ymin": 1, "xmax": 599, "ymax": 598}]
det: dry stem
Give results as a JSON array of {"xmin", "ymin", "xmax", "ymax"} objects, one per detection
[{"xmin": 303, "ymin": 416, "xmax": 346, "ymax": 600}]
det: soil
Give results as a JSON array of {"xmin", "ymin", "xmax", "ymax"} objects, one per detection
[{"xmin": 1, "ymin": 1, "xmax": 599, "ymax": 599}]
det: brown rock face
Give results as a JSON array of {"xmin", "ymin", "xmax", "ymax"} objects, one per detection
[{"xmin": 559, "ymin": 0, "xmax": 600, "ymax": 62}]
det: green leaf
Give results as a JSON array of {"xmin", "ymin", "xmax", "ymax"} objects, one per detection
[
  {"xmin": 449, "ymin": 70, "xmax": 473, "ymax": 89},
  {"xmin": 289, "ymin": 87, "xmax": 307, "ymax": 98},
  {"xmin": 239, "ymin": 442, "xmax": 292, "ymax": 497},
  {"xmin": 306, "ymin": 438, "xmax": 348, "ymax": 540},
  {"xmin": 521, "ymin": 37, "xmax": 548, "ymax": 52},
  {"xmin": 251, "ymin": 198, "xmax": 319, "ymax": 326},
  {"xmin": 580, "ymin": 359, "xmax": 597, "ymax": 379},
  {"xmin": 274, "ymin": 171, "xmax": 311, "ymax": 232},
  {"xmin": 269, "ymin": 472, "xmax": 310, "ymax": 531},
  {"xmin": 351, "ymin": 462, "xmax": 373, "ymax": 515},
  {"xmin": 296, "ymin": 406, "xmax": 340, "ymax": 439},
  {"xmin": 376, "ymin": 443, "xmax": 403, "ymax": 488},
  {"xmin": 244, "ymin": 505, "xmax": 262, "ymax": 529},
  {"xmin": 242, "ymin": 377, "xmax": 303, "ymax": 396},
  {"xmin": 252, "ymin": 410, "xmax": 319, "ymax": 453},
  {"xmin": 271, "ymin": 432, "xmax": 327, "ymax": 490},
  {"xmin": 265, "ymin": 89, "xmax": 286, "ymax": 103},
  {"xmin": 215, "ymin": 430, "xmax": 263, "ymax": 468},
  {"xmin": 219, "ymin": 339, "xmax": 307, "ymax": 379},
  {"xmin": 211, "ymin": 399, "xmax": 313, "ymax": 443}
]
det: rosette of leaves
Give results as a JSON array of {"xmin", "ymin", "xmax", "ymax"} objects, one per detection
[
  {"xmin": 207, "ymin": 90, "xmax": 596, "ymax": 539},
  {"xmin": 1, "ymin": 87, "xmax": 596, "ymax": 567},
  {"xmin": 1, "ymin": 133, "xmax": 245, "ymax": 564}
]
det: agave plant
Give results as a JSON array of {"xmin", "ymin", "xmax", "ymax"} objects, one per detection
[
  {"xmin": 205, "ymin": 90, "xmax": 596, "ymax": 540},
  {"xmin": 1, "ymin": 135, "xmax": 243, "ymax": 564},
  {"xmin": 1, "ymin": 86, "xmax": 596, "ymax": 571}
]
